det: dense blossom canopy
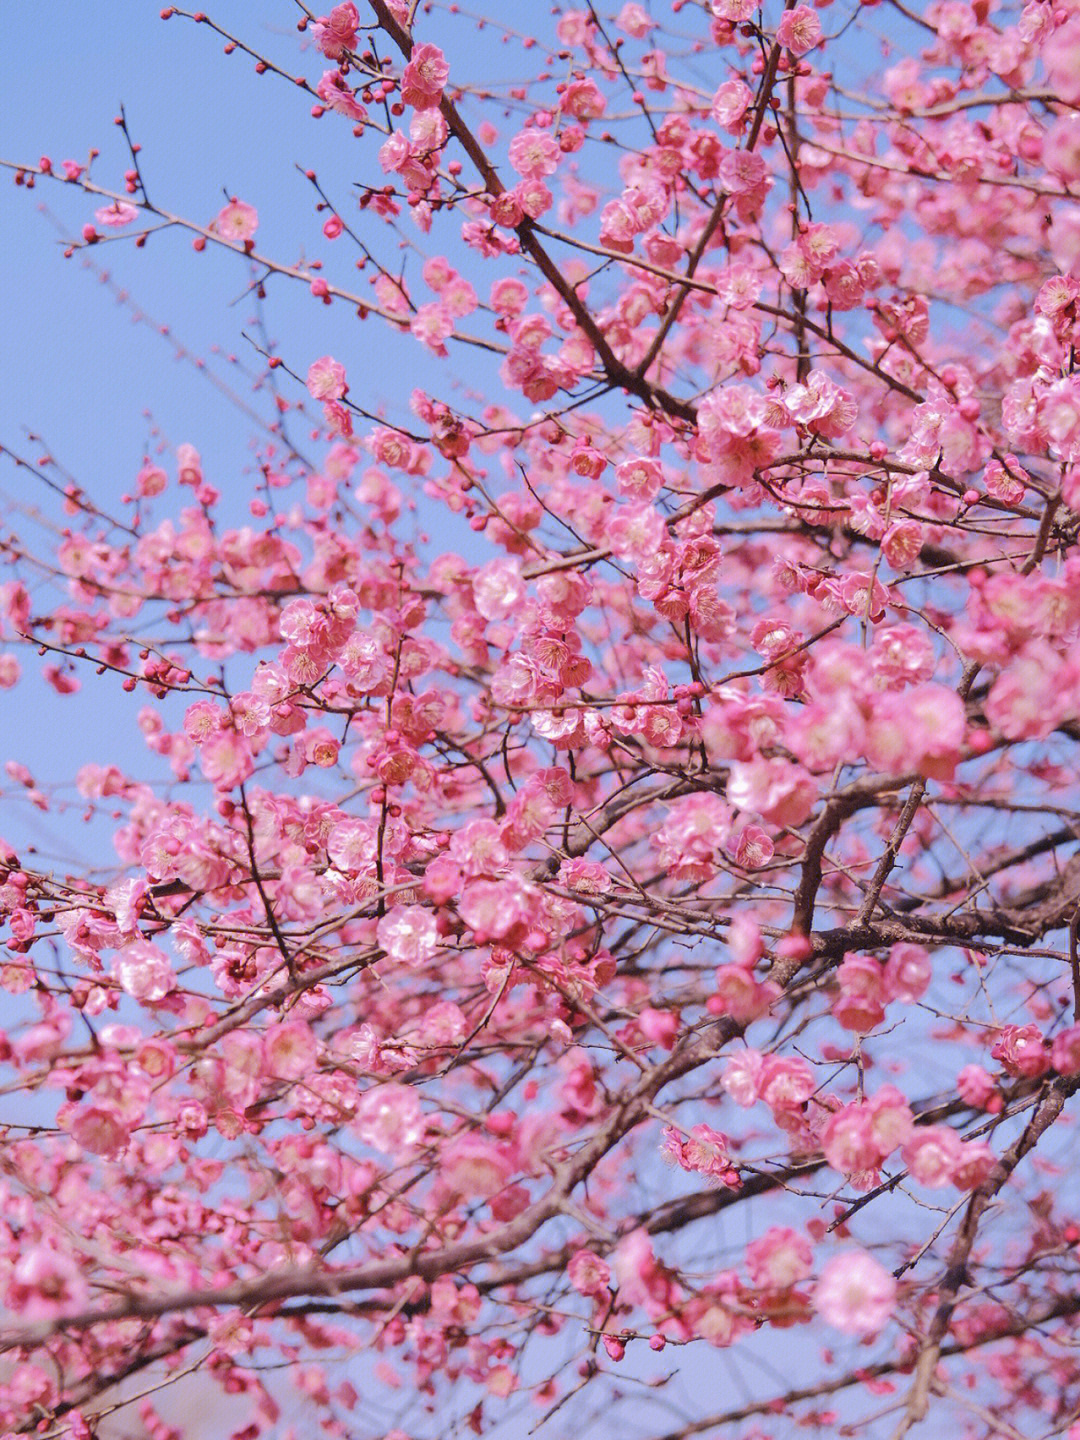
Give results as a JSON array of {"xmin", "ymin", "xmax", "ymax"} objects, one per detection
[{"xmin": 5, "ymin": 1, "xmax": 1080, "ymax": 1437}]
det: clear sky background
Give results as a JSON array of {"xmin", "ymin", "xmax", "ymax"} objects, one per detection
[
  {"xmin": 3, "ymin": 0, "xmax": 623, "ymax": 874},
  {"xmin": 1, "ymin": 2, "xmax": 496, "ymax": 870}
]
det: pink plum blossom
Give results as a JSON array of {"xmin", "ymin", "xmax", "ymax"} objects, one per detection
[
  {"xmin": 94, "ymin": 201, "xmax": 138, "ymax": 228},
  {"xmin": 213, "ymin": 199, "xmax": 258, "ymax": 242},
  {"xmin": 401, "ymin": 43, "xmax": 449, "ymax": 109},
  {"xmin": 568, "ymin": 1249, "xmax": 611, "ymax": 1296},
  {"xmin": 312, "ymin": 3, "xmax": 359, "ymax": 58},
  {"xmin": 776, "ymin": 5, "xmax": 822, "ymax": 56},
  {"xmin": 814, "ymin": 1251, "xmax": 896, "ymax": 1336},
  {"xmin": 307, "ymin": 356, "xmax": 348, "ymax": 401}
]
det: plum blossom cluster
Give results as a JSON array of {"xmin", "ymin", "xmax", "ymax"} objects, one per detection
[{"xmin": 6, "ymin": 1, "xmax": 1080, "ymax": 1438}]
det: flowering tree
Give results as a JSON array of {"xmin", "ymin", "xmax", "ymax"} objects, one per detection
[{"xmin": 4, "ymin": 0, "xmax": 1080, "ymax": 1436}]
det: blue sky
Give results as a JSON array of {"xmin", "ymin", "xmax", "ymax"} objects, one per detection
[
  {"xmin": 1, "ymin": 3, "xmax": 471, "ymax": 864},
  {"xmin": 2, "ymin": 0, "xmax": 613, "ymax": 868}
]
